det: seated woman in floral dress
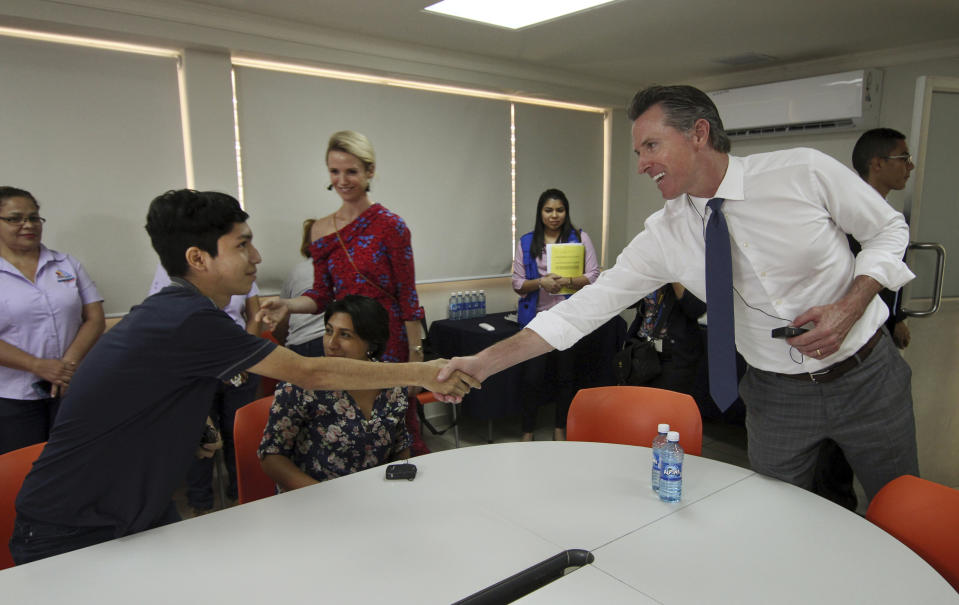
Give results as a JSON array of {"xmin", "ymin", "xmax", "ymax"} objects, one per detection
[{"xmin": 258, "ymin": 295, "xmax": 411, "ymax": 491}]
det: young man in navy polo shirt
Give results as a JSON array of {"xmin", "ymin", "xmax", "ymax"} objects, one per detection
[{"xmin": 10, "ymin": 189, "xmax": 476, "ymax": 565}]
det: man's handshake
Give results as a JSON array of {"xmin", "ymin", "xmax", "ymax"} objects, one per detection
[{"xmin": 419, "ymin": 358, "xmax": 480, "ymax": 403}]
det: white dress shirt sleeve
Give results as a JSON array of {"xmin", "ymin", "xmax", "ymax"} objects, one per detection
[
  {"xmin": 527, "ymin": 214, "xmax": 674, "ymax": 351},
  {"xmin": 810, "ymin": 151, "xmax": 913, "ymax": 290}
]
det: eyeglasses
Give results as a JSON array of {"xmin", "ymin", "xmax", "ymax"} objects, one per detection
[
  {"xmin": 883, "ymin": 154, "xmax": 913, "ymax": 164},
  {"xmin": 0, "ymin": 215, "xmax": 46, "ymax": 226}
]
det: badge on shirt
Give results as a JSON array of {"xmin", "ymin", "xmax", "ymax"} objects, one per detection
[{"xmin": 55, "ymin": 270, "xmax": 76, "ymax": 283}]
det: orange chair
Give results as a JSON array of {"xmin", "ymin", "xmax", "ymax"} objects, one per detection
[
  {"xmin": 0, "ymin": 442, "xmax": 46, "ymax": 570},
  {"xmin": 866, "ymin": 474, "xmax": 959, "ymax": 591},
  {"xmin": 566, "ymin": 386, "xmax": 702, "ymax": 455},
  {"xmin": 233, "ymin": 396, "xmax": 277, "ymax": 504}
]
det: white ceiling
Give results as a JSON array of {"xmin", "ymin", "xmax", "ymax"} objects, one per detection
[{"xmin": 174, "ymin": 0, "xmax": 959, "ymax": 88}]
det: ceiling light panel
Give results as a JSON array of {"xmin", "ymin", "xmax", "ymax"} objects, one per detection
[{"xmin": 424, "ymin": 0, "xmax": 617, "ymax": 30}]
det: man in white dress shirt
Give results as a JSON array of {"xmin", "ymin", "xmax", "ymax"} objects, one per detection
[{"xmin": 440, "ymin": 85, "xmax": 919, "ymax": 503}]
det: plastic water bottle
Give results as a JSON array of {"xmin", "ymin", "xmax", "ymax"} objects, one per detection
[
  {"xmin": 658, "ymin": 431, "xmax": 684, "ymax": 503},
  {"xmin": 651, "ymin": 423, "xmax": 670, "ymax": 492},
  {"xmin": 449, "ymin": 292, "xmax": 459, "ymax": 320},
  {"xmin": 456, "ymin": 292, "xmax": 465, "ymax": 320},
  {"xmin": 466, "ymin": 291, "xmax": 476, "ymax": 318},
  {"xmin": 448, "ymin": 293, "xmax": 456, "ymax": 319},
  {"xmin": 470, "ymin": 290, "xmax": 480, "ymax": 318},
  {"xmin": 479, "ymin": 290, "xmax": 487, "ymax": 317}
]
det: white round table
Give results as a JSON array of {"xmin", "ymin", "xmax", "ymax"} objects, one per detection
[{"xmin": 1, "ymin": 442, "xmax": 954, "ymax": 604}]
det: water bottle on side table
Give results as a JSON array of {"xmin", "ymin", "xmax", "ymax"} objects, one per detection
[
  {"xmin": 651, "ymin": 423, "xmax": 670, "ymax": 492},
  {"xmin": 456, "ymin": 292, "xmax": 465, "ymax": 320},
  {"xmin": 479, "ymin": 290, "xmax": 487, "ymax": 316},
  {"xmin": 466, "ymin": 291, "xmax": 477, "ymax": 318},
  {"xmin": 448, "ymin": 293, "xmax": 456, "ymax": 319},
  {"xmin": 658, "ymin": 431, "xmax": 683, "ymax": 503}
]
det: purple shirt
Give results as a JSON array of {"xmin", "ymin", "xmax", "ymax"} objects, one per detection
[
  {"xmin": 0, "ymin": 244, "xmax": 102, "ymax": 400},
  {"xmin": 149, "ymin": 263, "xmax": 259, "ymax": 329},
  {"xmin": 511, "ymin": 230, "xmax": 600, "ymax": 313}
]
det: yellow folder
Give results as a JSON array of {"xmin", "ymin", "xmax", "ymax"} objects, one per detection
[{"xmin": 546, "ymin": 243, "xmax": 585, "ymax": 295}]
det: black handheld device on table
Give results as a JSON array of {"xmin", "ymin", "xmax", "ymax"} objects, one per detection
[
  {"xmin": 385, "ymin": 463, "xmax": 417, "ymax": 481},
  {"xmin": 771, "ymin": 326, "xmax": 809, "ymax": 338}
]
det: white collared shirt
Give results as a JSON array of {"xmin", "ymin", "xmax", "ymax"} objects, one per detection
[{"xmin": 528, "ymin": 148, "xmax": 914, "ymax": 374}]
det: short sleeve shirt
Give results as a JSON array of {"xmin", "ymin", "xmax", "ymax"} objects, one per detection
[
  {"xmin": 16, "ymin": 280, "xmax": 276, "ymax": 536},
  {"xmin": 149, "ymin": 263, "xmax": 258, "ymax": 328},
  {"xmin": 0, "ymin": 245, "xmax": 102, "ymax": 399}
]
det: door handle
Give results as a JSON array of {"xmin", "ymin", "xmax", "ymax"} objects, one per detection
[{"xmin": 902, "ymin": 242, "xmax": 946, "ymax": 317}]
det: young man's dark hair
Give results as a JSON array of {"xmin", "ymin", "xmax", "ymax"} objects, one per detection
[
  {"xmin": 627, "ymin": 84, "xmax": 732, "ymax": 153},
  {"xmin": 145, "ymin": 189, "xmax": 248, "ymax": 277},
  {"xmin": 851, "ymin": 128, "xmax": 906, "ymax": 178}
]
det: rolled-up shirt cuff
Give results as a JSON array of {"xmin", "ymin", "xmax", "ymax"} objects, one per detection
[
  {"xmin": 526, "ymin": 312, "xmax": 581, "ymax": 351},
  {"xmin": 854, "ymin": 250, "xmax": 915, "ymax": 291}
]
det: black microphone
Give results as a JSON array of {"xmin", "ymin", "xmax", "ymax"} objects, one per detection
[{"xmin": 327, "ymin": 184, "xmax": 334, "ymax": 191}]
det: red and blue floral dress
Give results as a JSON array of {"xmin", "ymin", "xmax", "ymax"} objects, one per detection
[{"xmin": 304, "ymin": 203, "xmax": 424, "ymax": 363}]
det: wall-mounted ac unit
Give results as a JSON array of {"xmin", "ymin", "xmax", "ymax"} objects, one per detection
[{"xmin": 707, "ymin": 69, "xmax": 882, "ymax": 139}]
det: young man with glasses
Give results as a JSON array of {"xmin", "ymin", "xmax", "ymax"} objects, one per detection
[
  {"xmin": 850, "ymin": 128, "xmax": 914, "ymax": 350},
  {"xmin": 852, "ymin": 127, "xmax": 915, "ymax": 200},
  {"xmin": 813, "ymin": 128, "xmax": 918, "ymax": 511}
]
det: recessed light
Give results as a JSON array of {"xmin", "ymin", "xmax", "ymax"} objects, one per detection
[{"xmin": 424, "ymin": 0, "xmax": 618, "ymax": 30}]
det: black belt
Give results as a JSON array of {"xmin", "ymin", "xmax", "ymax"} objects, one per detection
[{"xmin": 776, "ymin": 328, "xmax": 883, "ymax": 384}]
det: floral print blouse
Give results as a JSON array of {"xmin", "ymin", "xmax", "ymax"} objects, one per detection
[{"xmin": 257, "ymin": 382, "xmax": 411, "ymax": 485}]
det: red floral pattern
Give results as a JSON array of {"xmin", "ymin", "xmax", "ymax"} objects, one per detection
[{"xmin": 304, "ymin": 203, "xmax": 424, "ymax": 363}]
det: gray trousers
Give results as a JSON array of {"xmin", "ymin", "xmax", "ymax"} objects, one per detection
[{"xmin": 740, "ymin": 331, "xmax": 918, "ymax": 503}]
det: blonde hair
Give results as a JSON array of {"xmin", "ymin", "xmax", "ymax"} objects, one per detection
[
  {"xmin": 300, "ymin": 218, "xmax": 316, "ymax": 258},
  {"xmin": 326, "ymin": 130, "xmax": 375, "ymax": 172}
]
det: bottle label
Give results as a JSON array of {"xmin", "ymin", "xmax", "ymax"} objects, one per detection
[
  {"xmin": 661, "ymin": 462, "xmax": 682, "ymax": 482},
  {"xmin": 652, "ymin": 450, "xmax": 660, "ymax": 469}
]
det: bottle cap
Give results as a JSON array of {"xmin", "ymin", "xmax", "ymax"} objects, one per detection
[
  {"xmin": 658, "ymin": 423, "xmax": 670, "ymax": 433},
  {"xmin": 667, "ymin": 431, "xmax": 680, "ymax": 442}
]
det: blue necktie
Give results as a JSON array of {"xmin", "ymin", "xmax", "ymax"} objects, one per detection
[{"xmin": 705, "ymin": 197, "xmax": 738, "ymax": 411}]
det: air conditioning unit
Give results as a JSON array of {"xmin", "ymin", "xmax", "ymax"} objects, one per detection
[{"xmin": 707, "ymin": 69, "xmax": 882, "ymax": 139}]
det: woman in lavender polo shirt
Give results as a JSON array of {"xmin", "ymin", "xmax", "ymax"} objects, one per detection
[{"xmin": 0, "ymin": 186, "xmax": 105, "ymax": 455}]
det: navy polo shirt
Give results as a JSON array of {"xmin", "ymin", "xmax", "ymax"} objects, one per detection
[{"xmin": 16, "ymin": 281, "xmax": 276, "ymax": 537}]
